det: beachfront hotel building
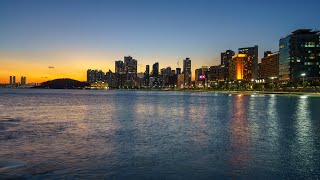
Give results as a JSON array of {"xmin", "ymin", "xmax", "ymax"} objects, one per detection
[
  {"xmin": 238, "ymin": 45, "xmax": 258, "ymax": 80},
  {"xmin": 229, "ymin": 54, "xmax": 248, "ymax": 81},
  {"xmin": 260, "ymin": 51, "xmax": 279, "ymax": 82},
  {"xmin": 279, "ymin": 29, "xmax": 320, "ymax": 81}
]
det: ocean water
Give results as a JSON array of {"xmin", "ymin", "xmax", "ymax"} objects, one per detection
[{"xmin": 0, "ymin": 89, "xmax": 320, "ymax": 179}]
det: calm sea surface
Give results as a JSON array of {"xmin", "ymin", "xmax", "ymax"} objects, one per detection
[{"xmin": 0, "ymin": 89, "xmax": 320, "ymax": 179}]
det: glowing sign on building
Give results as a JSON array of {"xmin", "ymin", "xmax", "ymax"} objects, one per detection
[{"xmin": 199, "ymin": 75, "xmax": 206, "ymax": 79}]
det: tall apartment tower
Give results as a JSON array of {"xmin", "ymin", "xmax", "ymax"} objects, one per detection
[
  {"xmin": 144, "ymin": 65, "xmax": 150, "ymax": 87},
  {"xmin": 221, "ymin": 50, "xmax": 235, "ymax": 66},
  {"xmin": 260, "ymin": 52, "xmax": 279, "ymax": 81},
  {"xmin": 221, "ymin": 50, "xmax": 235, "ymax": 80},
  {"xmin": 87, "ymin": 69, "xmax": 105, "ymax": 83},
  {"xmin": 152, "ymin": 62, "xmax": 159, "ymax": 87},
  {"xmin": 152, "ymin": 62, "xmax": 159, "ymax": 78},
  {"xmin": 21, "ymin": 76, "xmax": 27, "ymax": 85},
  {"xmin": 176, "ymin": 68, "xmax": 181, "ymax": 75},
  {"xmin": 238, "ymin": 45, "xmax": 258, "ymax": 80},
  {"xmin": 123, "ymin": 56, "xmax": 137, "ymax": 87},
  {"xmin": 115, "ymin": 60, "xmax": 125, "ymax": 74},
  {"xmin": 124, "ymin": 56, "xmax": 137, "ymax": 75},
  {"xmin": 183, "ymin": 58, "xmax": 192, "ymax": 87}
]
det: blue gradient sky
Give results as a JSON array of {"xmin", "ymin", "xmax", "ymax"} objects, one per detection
[{"xmin": 0, "ymin": 0, "xmax": 319, "ymax": 82}]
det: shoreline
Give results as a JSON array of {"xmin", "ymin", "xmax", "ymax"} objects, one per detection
[
  {"xmin": 2, "ymin": 88, "xmax": 320, "ymax": 96},
  {"xmin": 171, "ymin": 90, "xmax": 320, "ymax": 96},
  {"xmin": 105, "ymin": 89, "xmax": 320, "ymax": 96}
]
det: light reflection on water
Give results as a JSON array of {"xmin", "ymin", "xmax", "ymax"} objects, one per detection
[
  {"xmin": 0, "ymin": 89, "xmax": 320, "ymax": 179},
  {"xmin": 229, "ymin": 96, "xmax": 250, "ymax": 176}
]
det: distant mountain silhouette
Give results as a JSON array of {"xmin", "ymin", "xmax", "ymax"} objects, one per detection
[{"xmin": 35, "ymin": 78, "xmax": 89, "ymax": 89}]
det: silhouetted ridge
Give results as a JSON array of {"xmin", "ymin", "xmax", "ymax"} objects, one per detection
[{"xmin": 36, "ymin": 78, "xmax": 89, "ymax": 89}]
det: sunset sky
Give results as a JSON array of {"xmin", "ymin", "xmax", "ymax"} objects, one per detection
[{"xmin": 1, "ymin": 0, "xmax": 319, "ymax": 83}]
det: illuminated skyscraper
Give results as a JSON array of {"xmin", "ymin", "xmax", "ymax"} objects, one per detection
[
  {"xmin": 221, "ymin": 50, "xmax": 235, "ymax": 66},
  {"xmin": 261, "ymin": 51, "xmax": 279, "ymax": 81},
  {"xmin": 229, "ymin": 54, "xmax": 247, "ymax": 81},
  {"xmin": 183, "ymin": 58, "xmax": 191, "ymax": 87},
  {"xmin": 238, "ymin": 45, "xmax": 258, "ymax": 80},
  {"xmin": 221, "ymin": 50, "xmax": 235, "ymax": 81},
  {"xmin": 279, "ymin": 29, "xmax": 320, "ymax": 80}
]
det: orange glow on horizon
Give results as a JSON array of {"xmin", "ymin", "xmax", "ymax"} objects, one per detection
[
  {"xmin": 0, "ymin": 51, "xmax": 215, "ymax": 83},
  {"xmin": 0, "ymin": 51, "xmax": 115, "ymax": 83}
]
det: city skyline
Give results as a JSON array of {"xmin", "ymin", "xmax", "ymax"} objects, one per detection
[{"xmin": 1, "ymin": 0, "xmax": 320, "ymax": 83}]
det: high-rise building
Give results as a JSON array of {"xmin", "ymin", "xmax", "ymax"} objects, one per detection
[
  {"xmin": 195, "ymin": 68, "xmax": 202, "ymax": 81},
  {"xmin": 115, "ymin": 60, "xmax": 125, "ymax": 74},
  {"xmin": 13, "ymin": 76, "xmax": 16, "ymax": 84},
  {"xmin": 195, "ymin": 68, "xmax": 203, "ymax": 87},
  {"xmin": 87, "ymin": 69, "xmax": 94, "ymax": 83},
  {"xmin": 87, "ymin": 69, "xmax": 105, "ymax": 83},
  {"xmin": 97, "ymin": 70, "xmax": 104, "ymax": 82},
  {"xmin": 208, "ymin": 65, "xmax": 224, "ymax": 82},
  {"xmin": 176, "ymin": 68, "xmax": 181, "ymax": 75},
  {"xmin": 177, "ymin": 73, "xmax": 185, "ymax": 88},
  {"xmin": 279, "ymin": 29, "xmax": 320, "ymax": 81},
  {"xmin": 183, "ymin": 58, "xmax": 192, "ymax": 87},
  {"xmin": 264, "ymin": 51, "xmax": 272, "ymax": 58},
  {"xmin": 239, "ymin": 45, "xmax": 258, "ymax": 80},
  {"xmin": 221, "ymin": 50, "xmax": 235, "ymax": 66},
  {"xmin": 160, "ymin": 66, "xmax": 174, "ymax": 87},
  {"xmin": 21, "ymin": 76, "xmax": 27, "ymax": 85},
  {"xmin": 261, "ymin": 51, "xmax": 279, "ymax": 81},
  {"xmin": 152, "ymin": 62, "xmax": 159, "ymax": 78},
  {"xmin": 144, "ymin": 65, "xmax": 150, "ymax": 87},
  {"xmin": 221, "ymin": 50, "xmax": 235, "ymax": 81},
  {"xmin": 124, "ymin": 56, "xmax": 138, "ymax": 87},
  {"xmin": 105, "ymin": 70, "xmax": 119, "ymax": 88},
  {"xmin": 152, "ymin": 62, "xmax": 159, "ymax": 87},
  {"xmin": 124, "ymin": 56, "xmax": 137, "ymax": 75},
  {"xmin": 229, "ymin": 54, "xmax": 247, "ymax": 81},
  {"xmin": 10, "ymin": 76, "xmax": 13, "ymax": 85}
]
